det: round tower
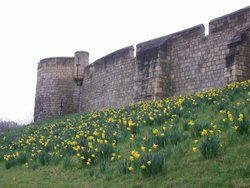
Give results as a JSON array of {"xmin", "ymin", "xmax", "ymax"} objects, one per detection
[
  {"xmin": 34, "ymin": 57, "xmax": 75, "ymax": 122},
  {"xmin": 73, "ymin": 51, "xmax": 89, "ymax": 85},
  {"xmin": 73, "ymin": 51, "xmax": 89, "ymax": 112}
]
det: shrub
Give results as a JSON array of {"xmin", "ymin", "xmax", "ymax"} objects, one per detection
[{"xmin": 0, "ymin": 120, "xmax": 20, "ymax": 134}]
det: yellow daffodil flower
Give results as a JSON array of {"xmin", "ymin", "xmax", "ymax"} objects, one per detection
[
  {"xmin": 192, "ymin": 147, "xmax": 197, "ymax": 152},
  {"xmin": 147, "ymin": 160, "xmax": 152, "ymax": 165},
  {"xmin": 201, "ymin": 129, "xmax": 208, "ymax": 136},
  {"xmin": 128, "ymin": 166, "xmax": 133, "ymax": 171},
  {"xmin": 140, "ymin": 164, "xmax": 146, "ymax": 169}
]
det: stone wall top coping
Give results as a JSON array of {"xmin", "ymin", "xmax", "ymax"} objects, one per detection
[
  {"xmin": 136, "ymin": 24, "xmax": 204, "ymax": 53},
  {"xmin": 75, "ymin": 51, "xmax": 89, "ymax": 54},
  {"xmin": 209, "ymin": 6, "xmax": 250, "ymax": 24},
  {"xmin": 39, "ymin": 57, "xmax": 74, "ymax": 63},
  {"xmin": 209, "ymin": 6, "xmax": 250, "ymax": 34},
  {"xmin": 89, "ymin": 45, "xmax": 134, "ymax": 67}
]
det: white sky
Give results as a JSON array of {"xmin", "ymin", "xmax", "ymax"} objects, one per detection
[{"xmin": 0, "ymin": 0, "xmax": 249, "ymax": 123}]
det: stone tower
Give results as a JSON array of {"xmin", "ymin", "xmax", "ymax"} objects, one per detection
[
  {"xmin": 73, "ymin": 51, "xmax": 89, "ymax": 112},
  {"xmin": 34, "ymin": 51, "xmax": 89, "ymax": 122}
]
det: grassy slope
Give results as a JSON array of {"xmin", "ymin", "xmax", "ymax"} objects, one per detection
[{"xmin": 0, "ymin": 81, "xmax": 250, "ymax": 188}]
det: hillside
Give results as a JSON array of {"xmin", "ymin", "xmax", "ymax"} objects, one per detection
[{"xmin": 0, "ymin": 80, "xmax": 250, "ymax": 188}]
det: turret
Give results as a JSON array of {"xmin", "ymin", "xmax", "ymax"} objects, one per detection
[
  {"xmin": 73, "ymin": 51, "xmax": 89, "ymax": 112},
  {"xmin": 74, "ymin": 51, "xmax": 89, "ymax": 86}
]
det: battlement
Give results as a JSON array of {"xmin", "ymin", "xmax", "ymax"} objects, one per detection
[
  {"xmin": 34, "ymin": 6, "xmax": 250, "ymax": 121},
  {"xmin": 136, "ymin": 24, "xmax": 205, "ymax": 62},
  {"xmin": 209, "ymin": 6, "xmax": 250, "ymax": 34}
]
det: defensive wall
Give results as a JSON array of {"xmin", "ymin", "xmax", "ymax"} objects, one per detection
[{"xmin": 34, "ymin": 6, "xmax": 250, "ymax": 121}]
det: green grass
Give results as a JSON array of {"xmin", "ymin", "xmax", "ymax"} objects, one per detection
[{"xmin": 0, "ymin": 80, "xmax": 250, "ymax": 187}]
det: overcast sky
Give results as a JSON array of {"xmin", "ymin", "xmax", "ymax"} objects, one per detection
[{"xmin": 0, "ymin": 0, "xmax": 249, "ymax": 123}]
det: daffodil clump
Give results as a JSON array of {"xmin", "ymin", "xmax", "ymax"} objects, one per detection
[
  {"xmin": 0, "ymin": 79, "xmax": 249, "ymax": 176},
  {"xmin": 192, "ymin": 123, "xmax": 222, "ymax": 159}
]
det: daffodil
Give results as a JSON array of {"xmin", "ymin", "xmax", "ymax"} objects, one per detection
[
  {"xmin": 141, "ymin": 146, "xmax": 146, "ymax": 152},
  {"xmin": 87, "ymin": 136, "xmax": 94, "ymax": 141},
  {"xmin": 153, "ymin": 144, "xmax": 158, "ymax": 149},
  {"xmin": 188, "ymin": 120, "xmax": 194, "ymax": 126},
  {"xmin": 131, "ymin": 150, "xmax": 140, "ymax": 159},
  {"xmin": 238, "ymin": 113, "xmax": 243, "ymax": 122},
  {"xmin": 233, "ymin": 125, "xmax": 238, "ymax": 131},
  {"xmin": 140, "ymin": 164, "xmax": 146, "ymax": 169},
  {"xmin": 147, "ymin": 160, "xmax": 152, "ymax": 165},
  {"xmin": 128, "ymin": 166, "xmax": 133, "ymax": 172},
  {"xmin": 149, "ymin": 116, "xmax": 154, "ymax": 121},
  {"xmin": 129, "ymin": 156, "xmax": 134, "ymax": 161},
  {"xmin": 128, "ymin": 120, "xmax": 134, "ymax": 127},
  {"xmin": 192, "ymin": 147, "xmax": 197, "ymax": 152},
  {"xmin": 152, "ymin": 129, "xmax": 159, "ymax": 135},
  {"xmin": 201, "ymin": 129, "xmax": 208, "ymax": 136},
  {"xmin": 219, "ymin": 110, "xmax": 226, "ymax": 114}
]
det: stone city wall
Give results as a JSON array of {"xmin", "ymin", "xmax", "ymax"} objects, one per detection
[
  {"xmin": 80, "ymin": 46, "xmax": 136, "ymax": 112},
  {"xmin": 136, "ymin": 6, "xmax": 250, "ymax": 99},
  {"xmin": 34, "ymin": 6, "xmax": 250, "ymax": 121}
]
